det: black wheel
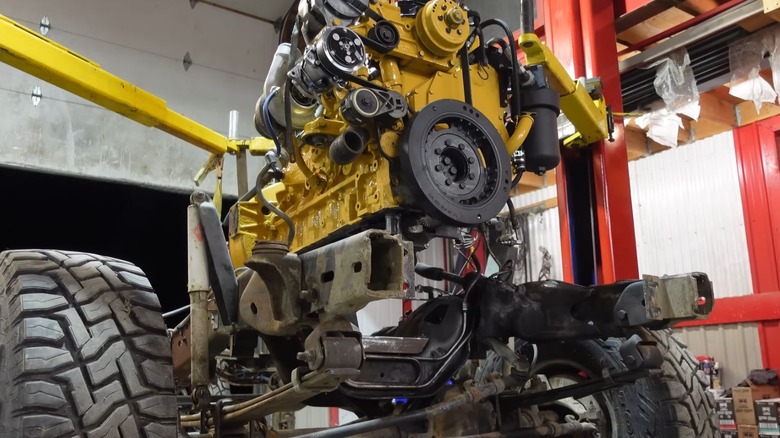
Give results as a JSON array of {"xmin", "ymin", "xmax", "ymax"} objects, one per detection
[
  {"xmin": 478, "ymin": 329, "xmax": 717, "ymax": 437},
  {"xmin": 0, "ymin": 250, "xmax": 177, "ymax": 438}
]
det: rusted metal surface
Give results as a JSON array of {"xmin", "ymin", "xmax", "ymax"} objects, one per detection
[
  {"xmin": 171, "ymin": 318, "xmax": 192, "ymax": 385},
  {"xmin": 226, "ymin": 368, "xmax": 360, "ymax": 424},
  {"xmin": 642, "ymin": 273, "xmax": 713, "ymax": 322},
  {"xmin": 301, "ymin": 318, "xmax": 363, "ymax": 371},
  {"xmin": 362, "ymin": 336, "xmax": 429, "ymax": 354},
  {"xmin": 299, "ymin": 230, "xmax": 411, "ymax": 316},
  {"xmin": 239, "ymin": 241, "xmax": 307, "ymax": 336}
]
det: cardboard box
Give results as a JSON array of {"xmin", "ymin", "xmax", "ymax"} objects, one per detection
[
  {"xmin": 718, "ymin": 398, "xmax": 738, "ymax": 429},
  {"xmin": 750, "ymin": 380, "xmax": 780, "ymax": 402},
  {"xmin": 735, "ymin": 387, "xmax": 758, "ymax": 425},
  {"xmin": 757, "ymin": 399, "xmax": 780, "ymax": 434},
  {"xmin": 739, "ymin": 425, "xmax": 759, "ymax": 438}
]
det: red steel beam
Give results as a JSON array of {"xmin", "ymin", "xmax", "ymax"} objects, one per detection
[
  {"xmin": 733, "ymin": 115, "xmax": 780, "ymax": 369},
  {"xmin": 614, "ymin": 0, "xmax": 656, "ymax": 16},
  {"xmin": 676, "ymin": 292, "xmax": 780, "ymax": 327},
  {"xmin": 581, "ymin": 0, "xmax": 640, "ymax": 283},
  {"xmin": 541, "ymin": 0, "xmax": 584, "ymax": 283}
]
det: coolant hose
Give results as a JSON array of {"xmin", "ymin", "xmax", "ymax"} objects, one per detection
[
  {"xmin": 256, "ymin": 163, "xmax": 295, "ymax": 246},
  {"xmin": 329, "ymin": 127, "xmax": 369, "ymax": 165},
  {"xmin": 506, "ymin": 113, "xmax": 535, "ymax": 155},
  {"xmin": 263, "ymin": 88, "xmax": 283, "ymax": 156}
]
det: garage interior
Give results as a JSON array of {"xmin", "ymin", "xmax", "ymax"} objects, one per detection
[{"xmin": 1, "ymin": 0, "xmax": 779, "ymax": 437}]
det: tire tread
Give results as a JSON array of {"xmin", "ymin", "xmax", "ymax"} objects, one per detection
[{"xmin": 0, "ymin": 250, "xmax": 176, "ymax": 438}]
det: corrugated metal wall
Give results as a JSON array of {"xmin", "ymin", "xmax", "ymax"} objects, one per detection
[
  {"xmin": 630, "ymin": 132, "xmax": 760, "ymax": 381},
  {"xmin": 628, "ymin": 131, "xmax": 753, "ymax": 298},
  {"xmin": 514, "ymin": 131, "xmax": 761, "ymax": 382},
  {"xmin": 295, "ymin": 407, "xmax": 330, "ymax": 429},
  {"xmin": 673, "ymin": 324, "xmax": 763, "ymax": 388},
  {"xmin": 507, "ymin": 185, "xmax": 564, "ymax": 281}
]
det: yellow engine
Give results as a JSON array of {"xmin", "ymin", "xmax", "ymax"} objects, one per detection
[{"xmin": 229, "ymin": 0, "xmax": 563, "ymax": 262}]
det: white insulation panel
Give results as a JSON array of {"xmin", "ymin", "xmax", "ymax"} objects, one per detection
[{"xmin": 629, "ymin": 131, "xmax": 753, "ymax": 298}]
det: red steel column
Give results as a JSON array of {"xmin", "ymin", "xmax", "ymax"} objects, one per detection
[
  {"xmin": 541, "ymin": 0, "xmax": 584, "ymax": 283},
  {"xmin": 733, "ymin": 116, "xmax": 780, "ymax": 369},
  {"xmin": 580, "ymin": 0, "xmax": 639, "ymax": 283}
]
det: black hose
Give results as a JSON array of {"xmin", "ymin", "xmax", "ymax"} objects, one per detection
[
  {"xmin": 285, "ymin": 22, "xmax": 301, "ymax": 163},
  {"xmin": 263, "ymin": 88, "xmax": 283, "ymax": 156},
  {"xmin": 256, "ymin": 164, "xmax": 295, "ymax": 246},
  {"xmin": 459, "ymin": 45, "xmax": 473, "ymax": 105},
  {"xmin": 467, "ymin": 10, "xmax": 488, "ymax": 67},
  {"xmin": 480, "ymin": 19, "xmax": 522, "ymax": 119},
  {"xmin": 486, "ymin": 37, "xmax": 508, "ymax": 51}
]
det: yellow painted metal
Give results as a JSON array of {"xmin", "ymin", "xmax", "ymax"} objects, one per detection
[
  {"xmin": 0, "ymin": 13, "xmax": 236, "ymax": 155},
  {"xmin": 518, "ymin": 33, "xmax": 610, "ymax": 146},
  {"xmin": 229, "ymin": 1, "xmax": 510, "ymax": 256},
  {"xmin": 506, "ymin": 114, "xmax": 535, "ymax": 155},
  {"xmin": 415, "ymin": 0, "xmax": 469, "ymax": 57},
  {"xmin": 229, "ymin": 137, "xmax": 277, "ymax": 156}
]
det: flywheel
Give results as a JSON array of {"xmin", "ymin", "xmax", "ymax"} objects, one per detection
[{"xmin": 400, "ymin": 100, "xmax": 512, "ymax": 226}]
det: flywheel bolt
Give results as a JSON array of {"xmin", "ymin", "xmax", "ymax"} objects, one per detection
[
  {"xmin": 458, "ymin": 143, "xmax": 465, "ymax": 150},
  {"xmin": 445, "ymin": 139, "xmax": 453, "ymax": 147},
  {"xmin": 445, "ymin": 179, "xmax": 452, "ymax": 186},
  {"xmin": 469, "ymin": 173, "xmax": 475, "ymax": 180},
  {"xmin": 434, "ymin": 148, "xmax": 442, "ymax": 155},
  {"xmin": 449, "ymin": 167, "xmax": 458, "ymax": 176},
  {"xmin": 459, "ymin": 182, "xmax": 466, "ymax": 189},
  {"xmin": 443, "ymin": 157, "xmax": 452, "ymax": 165},
  {"xmin": 468, "ymin": 157, "xmax": 475, "ymax": 164},
  {"xmin": 435, "ymin": 164, "xmax": 443, "ymax": 171}
]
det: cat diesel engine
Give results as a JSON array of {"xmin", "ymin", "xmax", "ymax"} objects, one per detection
[{"xmin": 231, "ymin": 0, "xmax": 566, "ymax": 259}]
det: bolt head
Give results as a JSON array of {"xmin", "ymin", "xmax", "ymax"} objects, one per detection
[
  {"xmin": 435, "ymin": 164, "xmax": 443, "ymax": 171},
  {"xmin": 449, "ymin": 167, "xmax": 458, "ymax": 175},
  {"xmin": 468, "ymin": 157, "xmax": 475, "ymax": 164},
  {"xmin": 443, "ymin": 157, "xmax": 452, "ymax": 165},
  {"xmin": 445, "ymin": 179, "xmax": 452, "ymax": 186},
  {"xmin": 445, "ymin": 139, "xmax": 453, "ymax": 147},
  {"xmin": 458, "ymin": 143, "xmax": 465, "ymax": 150},
  {"xmin": 434, "ymin": 148, "xmax": 442, "ymax": 155},
  {"xmin": 468, "ymin": 173, "xmax": 475, "ymax": 180}
]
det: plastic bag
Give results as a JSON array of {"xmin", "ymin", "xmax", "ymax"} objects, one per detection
[
  {"xmin": 651, "ymin": 48, "xmax": 700, "ymax": 120},
  {"xmin": 635, "ymin": 108, "xmax": 683, "ymax": 148},
  {"xmin": 729, "ymin": 26, "xmax": 780, "ymax": 111}
]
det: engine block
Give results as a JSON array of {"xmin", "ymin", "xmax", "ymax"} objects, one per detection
[{"xmin": 229, "ymin": 0, "xmax": 561, "ymax": 262}]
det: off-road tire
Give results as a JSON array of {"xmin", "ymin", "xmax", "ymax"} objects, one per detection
[
  {"xmin": 0, "ymin": 250, "xmax": 177, "ymax": 438},
  {"xmin": 478, "ymin": 329, "xmax": 717, "ymax": 437}
]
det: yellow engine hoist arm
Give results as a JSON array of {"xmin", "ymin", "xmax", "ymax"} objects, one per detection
[
  {"xmin": 518, "ymin": 33, "xmax": 611, "ymax": 148},
  {"xmin": 0, "ymin": 13, "xmax": 275, "ymax": 157}
]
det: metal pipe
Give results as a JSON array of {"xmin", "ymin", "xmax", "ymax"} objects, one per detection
[
  {"xmin": 229, "ymin": 110, "xmax": 250, "ymax": 195},
  {"xmin": 187, "ymin": 200, "xmax": 211, "ymax": 408},
  {"xmin": 162, "ymin": 304, "xmax": 191, "ymax": 319},
  {"xmin": 618, "ymin": 0, "xmax": 748, "ymax": 56},
  {"xmin": 520, "ymin": 0, "xmax": 535, "ymax": 35},
  {"xmin": 295, "ymin": 379, "xmax": 507, "ymax": 438},
  {"xmin": 505, "ymin": 114, "xmax": 534, "ymax": 155}
]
